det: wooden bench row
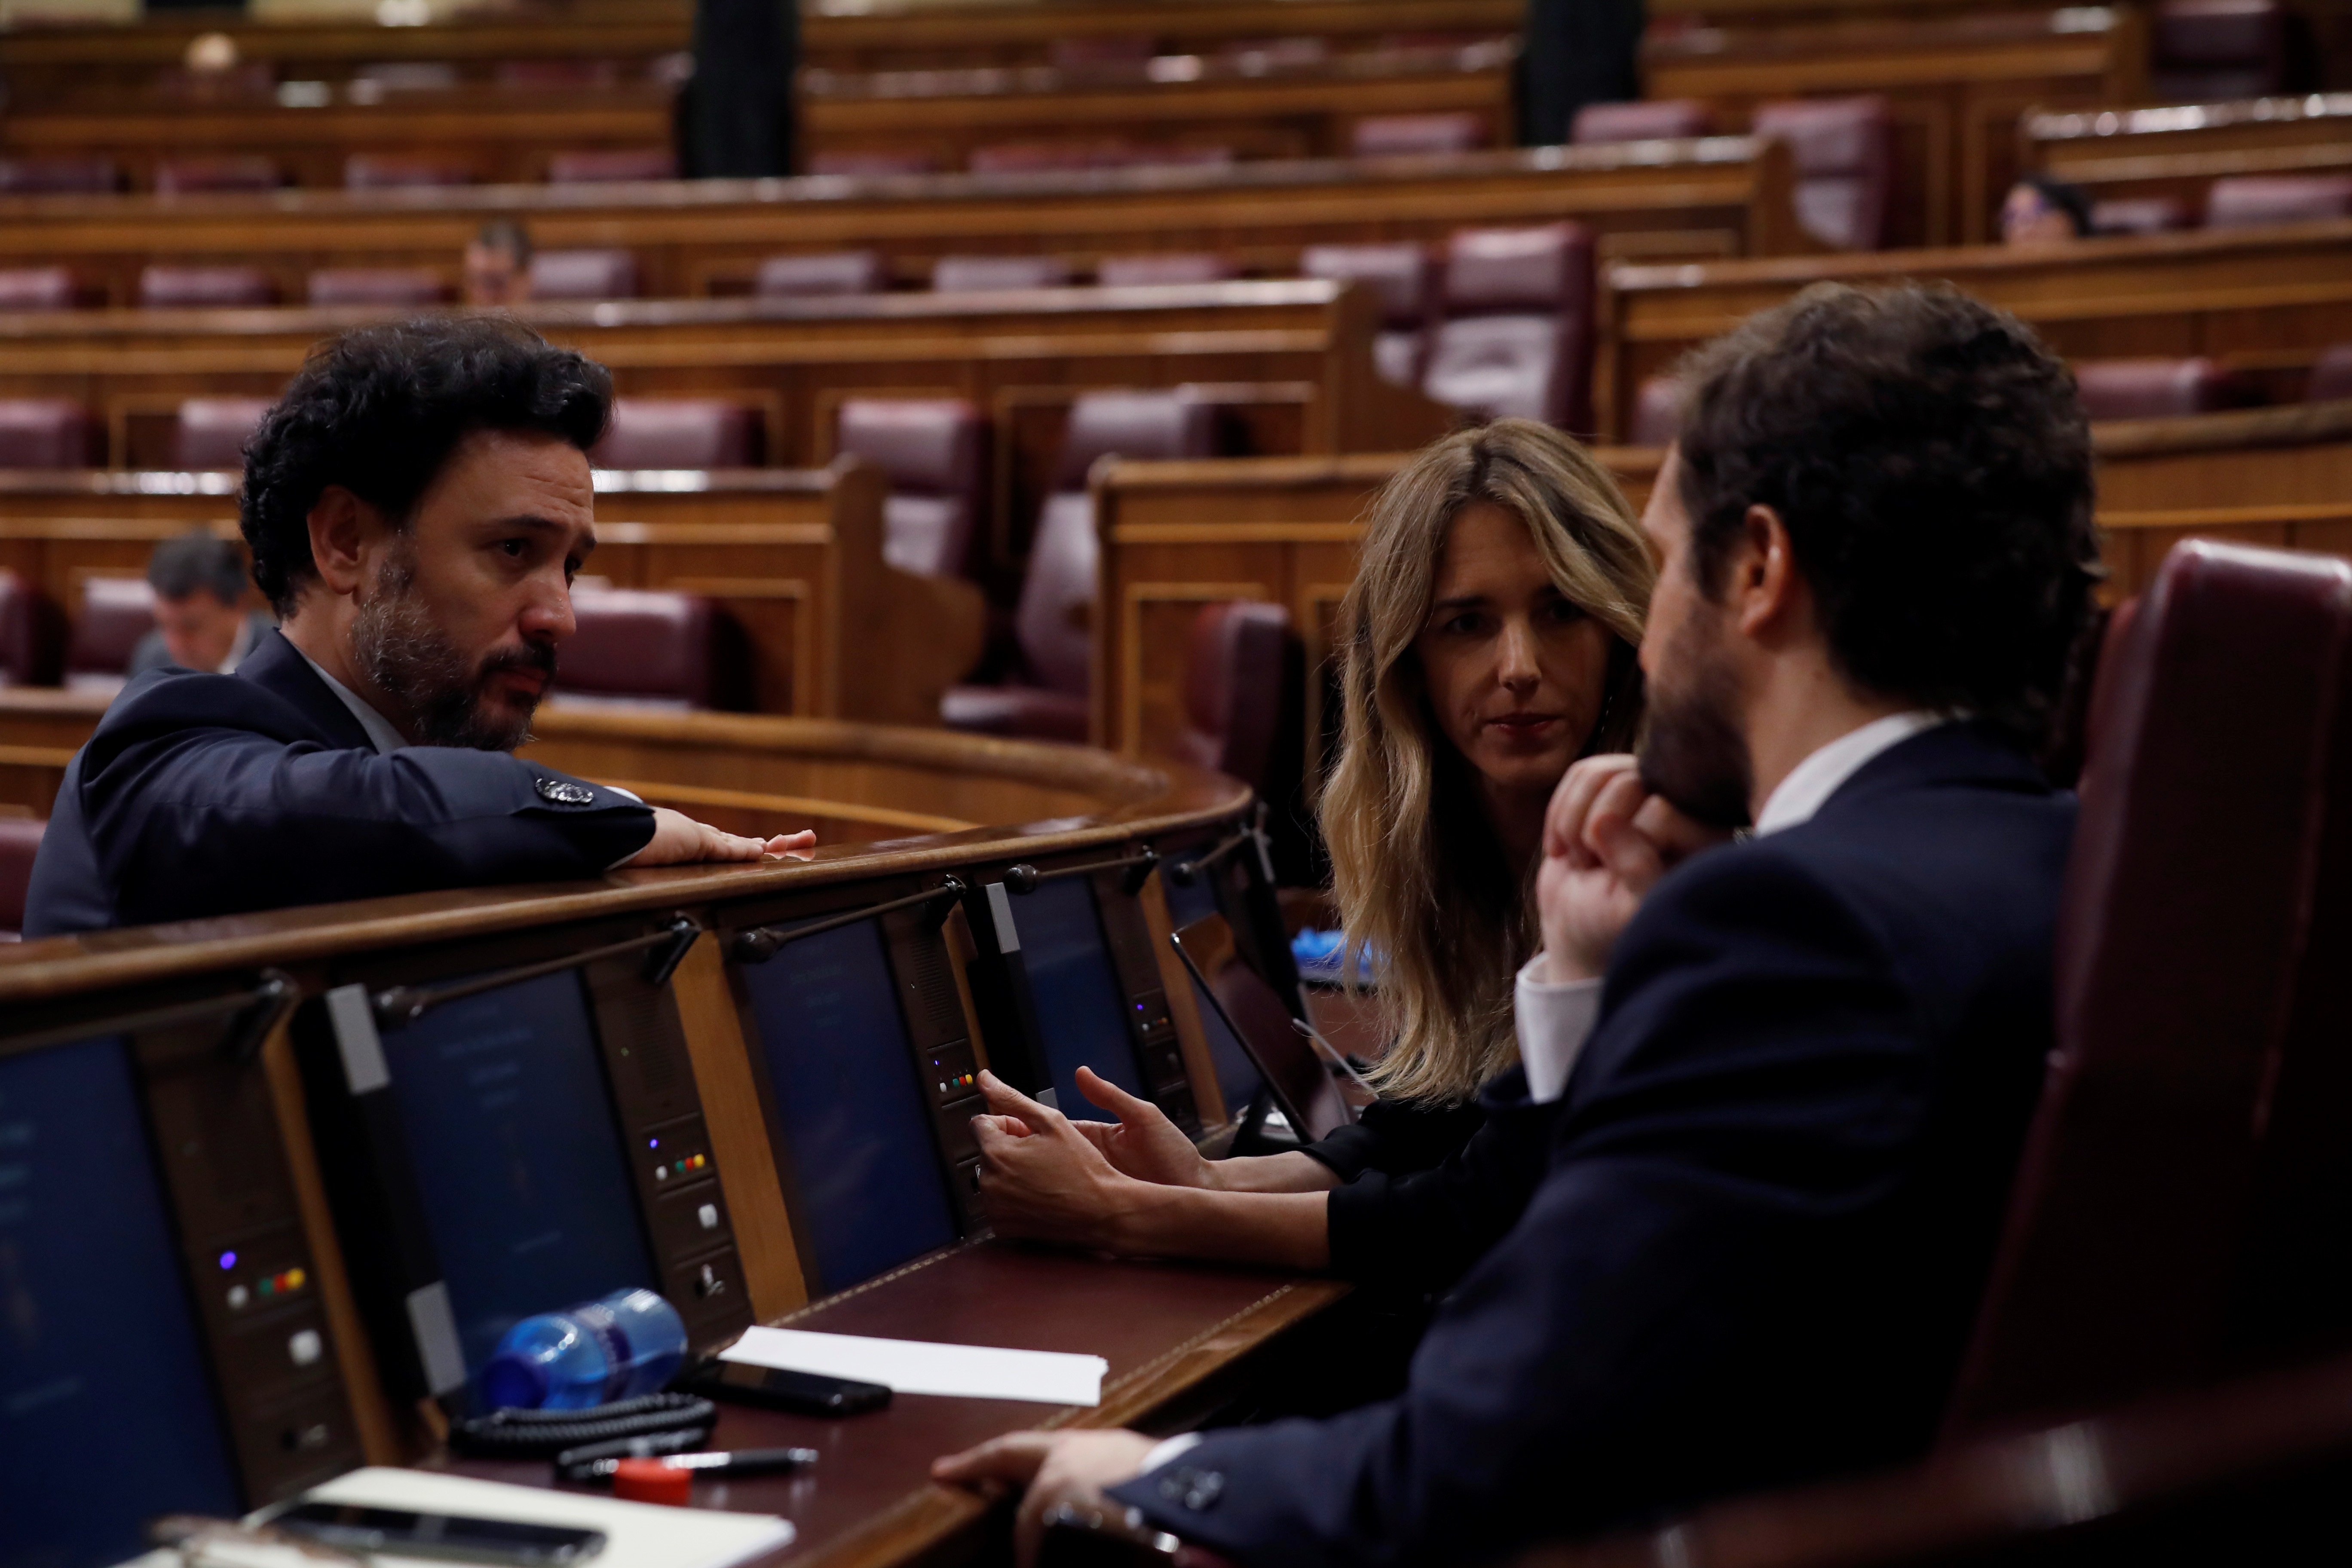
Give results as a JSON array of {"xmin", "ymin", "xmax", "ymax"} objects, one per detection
[{"xmin": 2025, "ymin": 92, "xmax": 2352, "ymax": 220}]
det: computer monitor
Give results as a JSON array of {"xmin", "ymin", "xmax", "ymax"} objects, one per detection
[
  {"xmin": 737, "ymin": 916, "xmax": 964, "ymax": 1295},
  {"xmin": 1011, "ymin": 874, "xmax": 1158, "ymax": 1124},
  {"xmin": 1172, "ymin": 912, "xmax": 1354, "ymax": 1142},
  {"xmin": 1160, "ymin": 870, "xmax": 1264, "ymax": 1114}
]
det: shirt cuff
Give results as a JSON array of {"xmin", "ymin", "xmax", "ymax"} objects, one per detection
[
  {"xmin": 1515, "ymin": 956, "xmax": 1603, "ymax": 1104},
  {"xmin": 1140, "ymin": 1432, "xmax": 1204, "ymax": 1476}
]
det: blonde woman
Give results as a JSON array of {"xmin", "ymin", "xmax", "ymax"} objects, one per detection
[{"xmin": 967, "ymin": 420, "xmax": 1654, "ymax": 1282}]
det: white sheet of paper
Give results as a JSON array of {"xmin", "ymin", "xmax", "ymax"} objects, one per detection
[{"xmin": 721, "ymin": 1325, "xmax": 1106, "ymax": 1406}]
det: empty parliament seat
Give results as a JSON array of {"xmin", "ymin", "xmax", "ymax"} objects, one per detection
[
  {"xmin": 2311, "ymin": 344, "xmax": 2352, "ymax": 402},
  {"xmin": 808, "ymin": 150, "xmax": 940, "ymax": 177},
  {"xmin": 755, "ymin": 251, "xmax": 888, "ymax": 298},
  {"xmin": 1628, "ymin": 375, "xmax": 1685, "ymax": 447},
  {"xmin": 0, "ymin": 400, "xmax": 99, "ymax": 467},
  {"xmin": 558, "ymin": 588, "xmax": 743, "ymax": 710},
  {"xmin": 1302, "ymin": 241, "xmax": 1436, "ymax": 386},
  {"xmin": 1348, "ymin": 112, "xmax": 1487, "ymax": 157},
  {"xmin": 528, "ymin": 249, "xmax": 643, "ymax": 301},
  {"xmin": 138, "ymin": 266, "xmax": 276, "ymax": 309},
  {"xmin": 591, "ymin": 400, "xmax": 762, "ymax": 469},
  {"xmin": 0, "ymin": 154, "xmax": 121, "ymax": 194},
  {"xmin": 2073, "ymin": 358, "xmax": 2243, "ymax": 420},
  {"xmin": 834, "ymin": 398, "xmax": 986, "ymax": 579},
  {"xmin": 172, "ymin": 398, "xmax": 273, "ymax": 468},
  {"xmin": 1095, "ymin": 254, "xmax": 1238, "ymax": 287},
  {"xmin": 0, "ymin": 570, "xmax": 64, "ymax": 688},
  {"xmin": 1175, "ymin": 601, "xmax": 1302, "ymax": 801},
  {"xmin": 2151, "ymin": 0, "xmax": 2289, "ymax": 101},
  {"xmin": 153, "ymin": 156, "xmax": 282, "ymax": 195},
  {"xmin": 2090, "ymin": 196, "xmax": 2196, "ymax": 236},
  {"xmin": 1752, "ymin": 96, "xmax": 1896, "ymax": 251},
  {"xmin": 545, "ymin": 149, "xmax": 677, "ymax": 183},
  {"xmin": 352, "ymin": 61, "xmax": 460, "ymax": 91},
  {"xmin": 931, "ymin": 254, "xmax": 1073, "ymax": 292},
  {"xmin": 0, "ymin": 268, "xmax": 83, "ymax": 312},
  {"xmin": 943, "ymin": 389, "xmax": 1218, "ymax": 740},
  {"xmin": 2206, "ymin": 175, "xmax": 2352, "ymax": 229},
  {"xmin": 343, "ymin": 155, "xmax": 472, "ymax": 190},
  {"xmin": 495, "ymin": 59, "xmax": 620, "ymax": 89},
  {"xmin": 0, "ymin": 816, "xmax": 43, "ymax": 942},
  {"xmin": 1422, "ymin": 222, "xmax": 1595, "ymax": 432},
  {"xmin": 1946, "ymin": 542, "xmax": 2352, "ymax": 1435},
  {"xmin": 306, "ymin": 268, "xmax": 450, "ymax": 306},
  {"xmin": 65, "ymin": 576, "xmax": 159, "ymax": 691},
  {"xmin": 968, "ymin": 142, "xmax": 1121, "ymax": 174},
  {"xmin": 1570, "ymin": 99, "xmax": 1715, "ymax": 143}
]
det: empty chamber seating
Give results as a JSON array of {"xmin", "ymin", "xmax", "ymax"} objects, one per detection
[
  {"xmin": 2151, "ymin": 0, "xmax": 2289, "ymax": 100},
  {"xmin": 138, "ymin": 267, "xmax": 276, "ymax": 308},
  {"xmin": 930, "ymin": 255, "xmax": 1073, "ymax": 291},
  {"xmin": 808, "ymin": 150, "xmax": 940, "ymax": 177},
  {"xmin": 1349, "ymin": 112, "xmax": 1487, "ymax": 156},
  {"xmin": 0, "ymin": 817, "xmax": 43, "ymax": 942},
  {"xmin": 65, "ymin": 577, "xmax": 159, "ymax": 692},
  {"xmin": 1422, "ymin": 222, "xmax": 1595, "ymax": 431},
  {"xmin": 0, "ymin": 401, "xmax": 99, "ymax": 467},
  {"xmin": 153, "ymin": 157, "xmax": 282, "ymax": 194},
  {"xmin": 2073, "ymin": 358, "xmax": 2244, "ymax": 420},
  {"xmin": 529, "ymin": 250, "xmax": 642, "ymax": 300},
  {"xmin": 0, "ymin": 269, "xmax": 83, "ymax": 312},
  {"xmin": 833, "ymin": 399, "xmax": 986, "ymax": 579},
  {"xmin": 754, "ymin": 251, "xmax": 888, "ymax": 298},
  {"xmin": 1301, "ymin": 242, "xmax": 1436, "ymax": 387},
  {"xmin": 1752, "ymin": 96, "xmax": 1896, "ymax": 251},
  {"xmin": 942, "ymin": 389, "xmax": 1219, "ymax": 740},
  {"xmin": 591, "ymin": 400, "xmax": 762, "ymax": 468},
  {"xmin": 1628, "ymin": 376, "xmax": 1685, "ymax": 447},
  {"xmin": 343, "ymin": 156, "xmax": 472, "ymax": 190},
  {"xmin": 2090, "ymin": 196, "xmax": 2196, "ymax": 236},
  {"xmin": 0, "ymin": 570, "xmax": 64, "ymax": 688},
  {"xmin": 172, "ymin": 398, "xmax": 274, "ymax": 468},
  {"xmin": 1176, "ymin": 601, "xmax": 1303, "ymax": 800},
  {"xmin": 2312, "ymin": 344, "xmax": 2352, "ymax": 402},
  {"xmin": 1570, "ymin": 99, "xmax": 1714, "ymax": 142},
  {"xmin": 306, "ymin": 269, "xmax": 450, "ymax": 306},
  {"xmin": 1095, "ymin": 254, "xmax": 1238, "ymax": 287},
  {"xmin": 546, "ymin": 149, "xmax": 677, "ymax": 183},
  {"xmin": 558, "ymin": 588, "xmax": 744, "ymax": 710},
  {"xmin": 0, "ymin": 155, "xmax": 121, "ymax": 193},
  {"xmin": 2206, "ymin": 175, "xmax": 2352, "ymax": 228}
]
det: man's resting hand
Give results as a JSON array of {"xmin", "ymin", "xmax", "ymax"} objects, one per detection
[{"xmin": 625, "ymin": 807, "xmax": 817, "ymax": 866}]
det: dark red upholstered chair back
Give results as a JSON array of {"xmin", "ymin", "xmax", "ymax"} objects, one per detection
[
  {"xmin": 558, "ymin": 588, "xmax": 741, "ymax": 709},
  {"xmin": 139, "ymin": 266, "xmax": 276, "ymax": 309},
  {"xmin": 173, "ymin": 397, "xmax": 273, "ymax": 469},
  {"xmin": 2207, "ymin": 174, "xmax": 2352, "ymax": 228},
  {"xmin": 1349, "ymin": 112, "xmax": 1486, "ymax": 157},
  {"xmin": 528, "ymin": 249, "xmax": 642, "ymax": 300},
  {"xmin": 1103, "ymin": 144, "xmax": 1234, "ymax": 171},
  {"xmin": 0, "ymin": 155, "xmax": 122, "ymax": 194},
  {"xmin": 1095, "ymin": 253, "xmax": 1237, "ymax": 287},
  {"xmin": 2073, "ymin": 357, "xmax": 2242, "ymax": 421},
  {"xmin": 0, "ymin": 817, "xmax": 43, "ymax": 941},
  {"xmin": 354, "ymin": 61, "xmax": 460, "ymax": 90},
  {"xmin": 67, "ymin": 576, "xmax": 159, "ymax": 686},
  {"xmin": 1752, "ymin": 95, "xmax": 1895, "ymax": 250},
  {"xmin": 153, "ymin": 156, "xmax": 282, "ymax": 195},
  {"xmin": 1424, "ymin": 222, "xmax": 1595, "ymax": 431},
  {"xmin": 495, "ymin": 59, "xmax": 619, "ymax": 89},
  {"xmin": 546, "ymin": 149, "xmax": 677, "ymax": 183},
  {"xmin": 967, "ymin": 143, "xmax": 1113, "ymax": 174},
  {"xmin": 0, "ymin": 401, "xmax": 100, "ymax": 467},
  {"xmin": 2311, "ymin": 343, "xmax": 2352, "ymax": 402},
  {"xmin": 0, "ymin": 570, "xmax": 64, "ymax": 688},
  {"xmin": 1052, "ymin": 389, "xmax": 1218, "ymax": 491},
  {"xmin": 1570, "ymin": 99, "xmax": 1714, "ymax": 143},
  {"xmin": 2152, "ymin": 0, "xmax": 2288, "ymax": 100},
  {"xmin": 0, "ymin": 268, "xmax": 84, "ymax": 312},
  {"xmin": 2090, "ymin": 195, "xmax": 2195, "ymax": 236},
  {"xmin": 1302, "ymin": 241, "xmax": 1434, "ymax": 386},
  {"xmin": 1049, "ymin": 35, "xmax": 1156, "ymax": 71},
  {"xmin": 834, "ymin": 398, "xmax": 986, "ymax": 579},
  {"xmin": 306, "ymin": 268, "xmax": 450, "ymax": 307},
  {"xmin": 591, "ymin": 399, "xmax": 762, "ymax": 469},
  {"xmin": 755, "ymin": 251, "xmax": 888, "ymax": 297},
  {"xmin": 809, "ymin": 150, "xmax": 939, "ymax": 177},
  {"xmin": 1177, "ymin": 600, "xmax": 1301, "ymax": 792},
  {"xmin": 931, "ymin": 254, "xmax": 1073, "ymax": 291},
  {"xmin": 1628, "ymin": 375, "xmax": 1684, "ymax": 447},
  {"xmin": 1944, "ymin": 542, "xmax": 2352, "ymax": 1437},
  {"xmin": 343, "ymin": 155, "xmax": 471, "ymax": 190}
]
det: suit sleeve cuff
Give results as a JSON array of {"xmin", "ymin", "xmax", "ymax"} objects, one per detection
[{"xmin": 1516, "ymin": 956, "xmax": 1602, "ymax": 1103}]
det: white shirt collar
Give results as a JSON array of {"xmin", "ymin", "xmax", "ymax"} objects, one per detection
[
  {"xmin": 1752, "ymin": 710, "xmax": 1951, "ymax": 837},
  {"xmin": 297, "ymin": 650, "xmax": 412, "ymax": 757}
]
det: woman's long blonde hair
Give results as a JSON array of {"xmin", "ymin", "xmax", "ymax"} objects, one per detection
[{"xmin": 1318, "ymin": 420, "xmax": 1655, "ymax": 1104}]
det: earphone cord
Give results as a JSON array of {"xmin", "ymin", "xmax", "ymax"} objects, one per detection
[{"xmin": 447, "ymin": 1392, "xmax": 718, "ymax": 1458}]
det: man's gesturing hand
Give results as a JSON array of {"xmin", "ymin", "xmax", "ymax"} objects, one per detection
[
  {"xmin": 932, "ymin": 1429, "xmax": 1160, "ymax": 1568},
  {"xmin": 971, "ymin": 1070, "xmax": 1148, "ymax": 1248},
  {"xmin": 1537, "ymin": 754, "xmax": 1728, "ymax": 983},
  {"xmin": 626, "ymin": 807, "xmax": 817, "ymax": 867}
]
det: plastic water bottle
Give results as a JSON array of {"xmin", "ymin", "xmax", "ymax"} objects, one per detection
[{"xmin": 478, "ymin": 1288, "xmax": 688, "ymax": 1411}]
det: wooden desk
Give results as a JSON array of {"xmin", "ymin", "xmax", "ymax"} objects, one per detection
[
  {"xmin": 798, "ymin": 39, "xmax": 1518, "ymax": 170},
  {"xmin": 1642, "ymin": 4, "xmax": 2147, "ymax": 248},
  {"xmin": 0, "ymin": 81, "xmax": 677, "ymax": 190},
  {"xmin": 1594, "ymin": 221, "xmax": 2352, "ymax": 440},
  {"xmin": 0, "ymin": 462, "xmax": 986, "ymax": 726},
  {"xmin": 2024, "ymin": 93, "xmax": 2352, "ymax": 218}
]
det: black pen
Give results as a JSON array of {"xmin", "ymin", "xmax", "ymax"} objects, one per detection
[{"xmin": 564, "ymin": 1447, "xmax": 820, "ymax": 1484}]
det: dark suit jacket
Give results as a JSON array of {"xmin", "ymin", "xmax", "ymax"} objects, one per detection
[
  {"xmin": 25, "ymin": 629, "xmax": 655, "ymax": 937},
  {"xmin": 1110, "ymin": 723, "xmax": 2076, "ymax": 1565}
]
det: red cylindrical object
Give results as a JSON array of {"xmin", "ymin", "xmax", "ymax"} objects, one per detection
[{"xmin": 612, "ymin": 1458, "xmax": 692, "ymax": 1506}]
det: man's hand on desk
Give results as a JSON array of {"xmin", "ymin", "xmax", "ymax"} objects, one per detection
[
  {"xmin": 971, "ymin": 1071, "xmax": 1149, "ymax": 1249},
  {"xmin": 932, "ymin": 1428, "xmax": 1159, "ymax": 1568},
  {"xmin": 625, "ymin": 809, "xmax": 818, "ymax": 867}
]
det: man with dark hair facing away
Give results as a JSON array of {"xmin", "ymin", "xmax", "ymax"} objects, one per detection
[
  {"xmin": 26, "ymin": 317, "xmax": 807, "ymax": 937},
  {"xmin": 463, "ymin": 219, "xmax": 533, "ymax": 307},
  {"xmin": 128, "ymin": 531, "xmax": 275, "ymax": 678},
  {"xmin": 934, "ymin": 282, "xmax": 2103, "ymax": 1565}
]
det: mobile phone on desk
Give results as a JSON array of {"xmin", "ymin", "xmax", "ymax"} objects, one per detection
[
  {"xmin": 261, "ymin": 1502, "xmax": 604, "ymax": 1566},
  {"xmin": 680, "ymin": 1356, "xmax": 894, "ymax": 1416}
]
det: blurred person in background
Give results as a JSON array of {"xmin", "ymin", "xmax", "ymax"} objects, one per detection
[{"xmin": 128, "ymin": 533, "xmax": 274, "ymax": 678}]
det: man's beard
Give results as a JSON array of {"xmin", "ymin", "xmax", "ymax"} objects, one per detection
[
  {"xmin": 1637, "ymin": 612, "xmax": 1754, "ymax": 830},
  {"xmin": 351, "ymin": 545, "xmax": 554, "ymax": 751}
]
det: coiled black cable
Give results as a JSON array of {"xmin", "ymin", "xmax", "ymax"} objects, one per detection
[{"xmin": 447, "ymin": 1393, "xmax": 717, "ymax": 1459}]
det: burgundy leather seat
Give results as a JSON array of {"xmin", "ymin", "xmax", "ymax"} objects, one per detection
[
  {"xmin": 1302, "ymin": 241, "xmax": 1435, "ymax": 387},
  {"xmin": 930, "ymin": 254, "xmax": 1072, "ymax": 292},
  {"xmin": 591, "ymin": 399, "xmax": 762, "ymax": 468},
  {"xmin": 557, "ymin": 587, "xmax": 743, "ymax": 710},
  {"xmin": 2152, "ymin": 0, "xmax": 2288, "ymax": 101},
  {"xmin": 0, "ymin": 155, "xmax": 122, "ymax": 194},
  {"xmin": 968, "ymin": 143, "xmax": 1118, "ymax": 175},
  {"xmin": 2072, "ymin": 357, "xmax": 2242, "ymax": 420},
  {"xmin": 1628, "ymin": 375, "xmax": 1684, "ymax": 447},
  {"xmin": 809, "ymin": 150, "xmax": 940, "ymax": 177},
  {"xmin": 546, "ymin": 149, "xmax": 677, "ymax": 183},
  {"xmin": 528, "ymin": 249, "xmax": 642, "ymax": 300},
  {"xmin": 1752, "ymin": 96, "xmax": 1896, "ymax": 250},
  {"xmin": 306, "ymin": 268, "xmax": 450, "ymax": 306},
  {"xmin": 1570, "ymin": 99, "xmax": 1715, "ymax": 143},
  {"xmin": 1175, "ymin": 601, "xmax": 1302, "ymax": 798},
  {"xmin": 1945, "ymin": 541, "xmax": 2352, "ymax": 1436},
  {"xmin": 942, "ymin": 389, "xmax": 1219, "ymax": 740},
  {"xmin": 153, "ymin": 156, "xmax": 282, "ymax": 195},
  {"xmin": 834, "ymin": 398, "xmax": 986, "ymax": 579},
  {"xmin": 1100, "ymin": 145, "xmax": 1234, "ymax": 171},
  {"xmin": 66, "ymin": 576, "xmax": 159, "ymax": 690},
  {"xmin": 0, "ymin": 817, "xmax": 43, "ymax": 942},
  {"xmin": 2206, "ymin": 174, "xmax": 2352, "ymax": 228},
  {"xmin": 1095, "ymin": 254, "xmax": 1238, "ymax": 287},
  {"xmin": 1348, "ymin": 112, "xmax": 1486, "ymax": 157},
  {"xmin": 342, "ymin": 155, "xmax": 472, "ymax": 190},
  {"xmin": 1422, "ymin": 222, "xmax": 1596, "ymax": 431},
  {"xmin": 0, "ymin": 270, "xmax": 80, "ymax": 312},
  {"xmin": 1049, "ymin": 35, "xmax": 1157, "ymax": 72},
  {"xmin": 138, "ymin": 266, "xmax": 276, "ymax": 308},
  {"xmin": 755, "ymin": 251, "xmax": 888, "ymax": 297},
  {"xmin": 351, "ymin": 61, "xmax": 459, "ymax": 90},
  {"xmin": 496, "ymin": 59, "xmax": 620, "ymax": 89},
  {"xmin": 172, "ymin": 398, "xmax": 274, "ymax": 468},
  {"xmin": 0, "ymin": 570, "xmax": 64, "ymax": 688},
  {"xmin": 2310, "ymin": 343, "xmax": 2352, "ymax": 402},
  {"xmin": 2090, "ymin": 195, "xmax": 2195, "ymax": 236},
  {"xmin": 0, "ymin": 401, "xmax": 99, "ymax": 467}
]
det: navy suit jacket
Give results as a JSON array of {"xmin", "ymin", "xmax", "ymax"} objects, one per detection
[
  {"xmin": 25, "ymin": 629, "xmax": 655, "ymax": 937},
  {"xmin": 1110, "ymin": 723, "xmax": 2076, "ymax": 1565}
]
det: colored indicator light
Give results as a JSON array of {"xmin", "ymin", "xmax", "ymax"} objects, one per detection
[
  {"xmin": 284, "ymin": 1268, "xmax": 307, "ymax": 1291},
  {"xmin": 258, "ymin": 1278, "xmax": 276, "ymax": 1298},
  {"xmin": 218, "ymin": 1250, "xmax": 237, "ymax": 1271},
  {"xmin": 649, "ymin": 1138, "xmax": 661, "ymax": 1150}
]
